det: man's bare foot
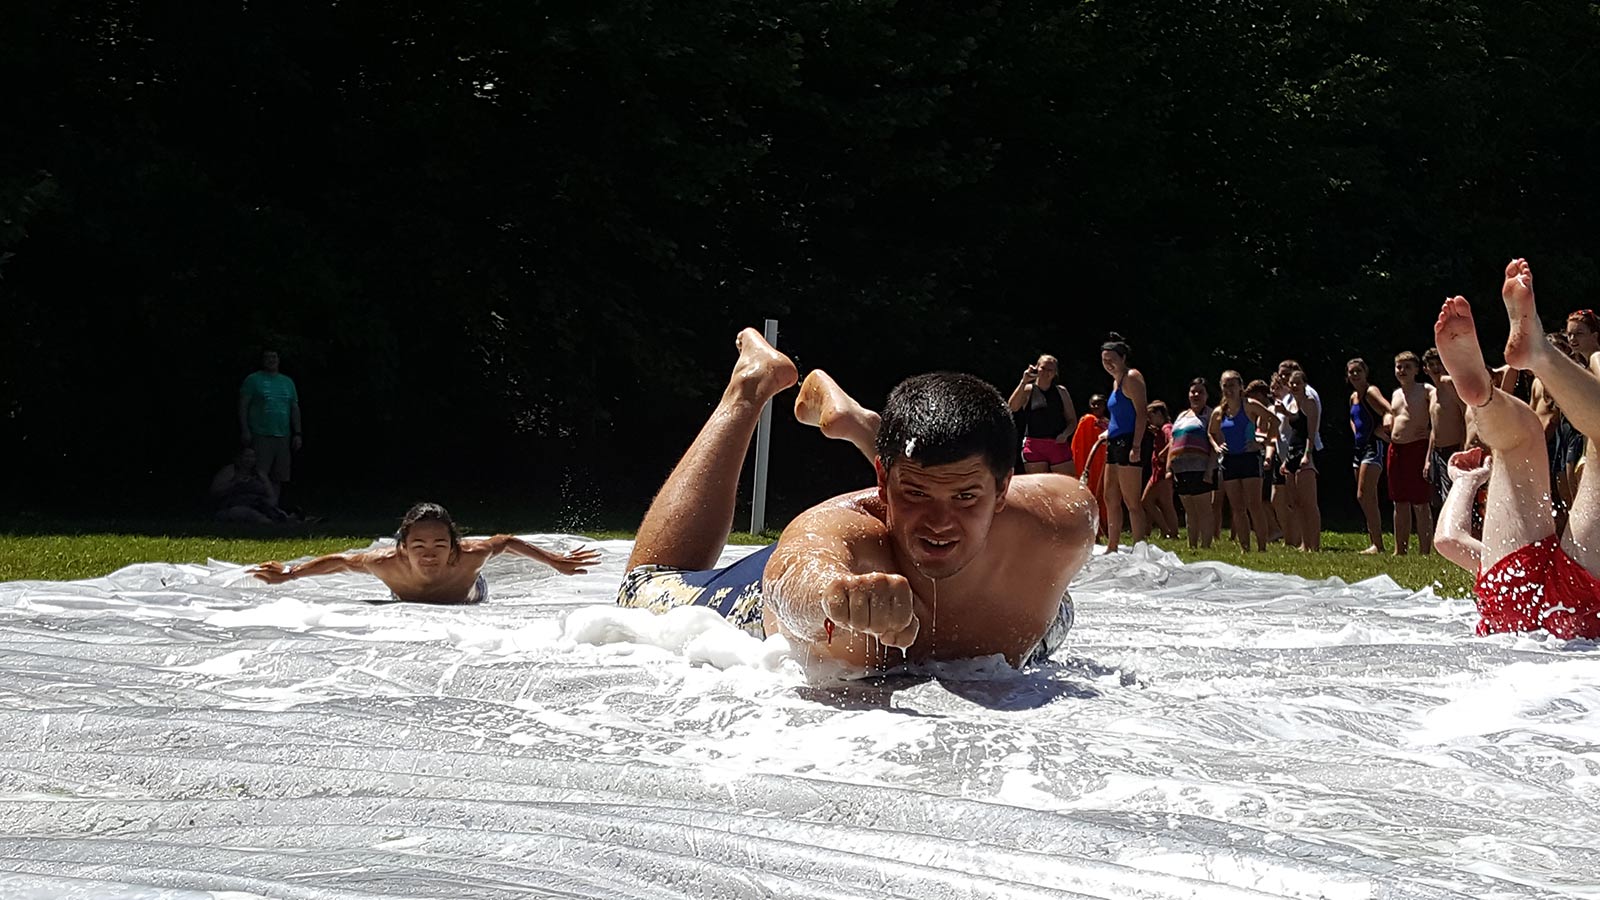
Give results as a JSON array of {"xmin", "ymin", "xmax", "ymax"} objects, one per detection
[
  {"xmin": 731, "ymin": 328, "xmax": 798, "ymax": 402},
  {"xmin": 1434, "ymin": 296, "xmax": 1495, "ymax": 407},
  {"xmin": 795, "ymin": 369, "xmax": 881, "ymax": 462},
  {"xmin": 1502, "ymin": 258, "xmax": 1547, "ymax": 371}
]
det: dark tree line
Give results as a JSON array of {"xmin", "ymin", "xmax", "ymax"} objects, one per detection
[{"xmin": 4, "ymin": 0, "xmax": 1597, "ymax": 524}]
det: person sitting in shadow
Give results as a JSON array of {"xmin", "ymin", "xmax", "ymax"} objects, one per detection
[{"xmin": 211, "ymin": 447, "xmax": 294, "ymax": 524}]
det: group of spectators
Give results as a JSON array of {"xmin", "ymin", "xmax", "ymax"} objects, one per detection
[
  {"xmin": 210, "ymin": 349, "xmax": 306, "ymax": 524},
  {"xmin": 1004, "ymin": 334, "xmax": 1546, "ymax": 555}
]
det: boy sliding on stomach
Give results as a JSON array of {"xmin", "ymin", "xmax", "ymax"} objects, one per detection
[
  {"xmin": 1387, "ymin": 351, "xmax": 1435, "ymax": 555},
  {"xmin": 251, "ymin": 502, "xmax": 600, "ymax": 603}
]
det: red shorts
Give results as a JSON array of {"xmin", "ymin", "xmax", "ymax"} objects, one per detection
[
  {"xmin": 1475, "ymin": 534, "xmax": 1600, "ymax": 639},
  {"xmin": 1021, "ymin": 437, "xmax": 1072, "ymax": 467},
  {"xmin": 1386, "ymin": 439, "xmax": 1431, "ymax": 504}
]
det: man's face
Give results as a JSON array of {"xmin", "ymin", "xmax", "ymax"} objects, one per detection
[
  {"xmin": 263, "ymin": 352, "xmax": 280, "ymax": 372},
  {"xmin": 1423, "ymin": 357, "xmax": 1445, "ymax": 381},
  {"xmin": 877, "ymin": 454, "xmax": 1007, "ymax": 580},
  {"xmin": 401, "ymin": 520, "xmax": 453, "ymax": 572},
  {"xmin": 1395, "ymin": 359, "xmax": 1417, "ymax": 383}
]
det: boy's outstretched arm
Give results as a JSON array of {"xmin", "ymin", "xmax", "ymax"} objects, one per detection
[
  {"xmin": 251, "ymin": 552, "xmax": 372, "ymax": 584},
  {"xmin": 469, "ymin": 535, "xmax": 601, "ymax": 575},
  {"xmin": 1435, "ymin": 452, "xmax": 1489, "ymax": 572}
]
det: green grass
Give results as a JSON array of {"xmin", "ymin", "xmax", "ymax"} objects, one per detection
[
  {"xmin": 0, "ymin": 528, "xmax": 1470, "ymax": 598},
  {"xmin": 1164, "ymin": 529, "xmax": 1474, "ymax": 599}
]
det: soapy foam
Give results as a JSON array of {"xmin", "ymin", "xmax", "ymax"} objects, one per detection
[{"xmin": 0, "ymin": 537, "xmax": 1594, "ymax": 898}]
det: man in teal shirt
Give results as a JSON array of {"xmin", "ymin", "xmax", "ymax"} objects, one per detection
[{"xmin": 238, "ymin": 350, "xmax": 302, "ymax": 499}]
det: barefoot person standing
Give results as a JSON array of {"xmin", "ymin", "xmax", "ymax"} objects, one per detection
[
  {"xmin": 1431, "ymin": 259, "xmax": 1600, "ymax": 639},
  {"xmin": 1099, "ymin": 334, "xmax": 1150, "ymax": 551},
  {"xmin": 616, "ymin": 330, "xmax": 1099, "ymax": 671},
  {"xmin": 1346, "ymin": 359, "xmax": 1391, "ymax": 554},
  {"xmin": 1387, "ymin": 352, "xmax": 1436, "ymax": 555}
]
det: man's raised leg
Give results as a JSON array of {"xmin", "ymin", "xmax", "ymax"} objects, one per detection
[
  {"xmin": 794, "ymin": 370, "xmax": 882, "ymax": 464},
  {"xmin": 1492, "ymin": 258, "xmax": 1600, "ymax": 573},
  {"xmin": 1435, "ymin": 296, "xmax": 1552, "ymax": 572},
  {"xmin": 628, "ymin": 329, "xmax": 798, "ymax": 572}
]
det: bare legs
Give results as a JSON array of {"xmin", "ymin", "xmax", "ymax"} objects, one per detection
[
  {"xmin": 1179, "ymin": 489, "xmax": 1214, "ymax": 548},
  {"xmin": 1394, "ymin": 502, "xmax": 1432, "ymax": 555},
  {"xmin": 1143, "ymin": 478, "xmax": 1179, "ymax": 539},
  {"xmin": 1494, "ymin": 259, "xmax": 1600, "ymax": 573},
  {"xmin": 628, "ymin": 329, "xmax": 798, "ymax": 571},
  {"xmin": 1356, "ymin": 461, "xmax": 1384, "ymax": 553},
  {"xmin": 1104, "ymin": 463, "xmax": 1149, "ymax": 551},
  {"xmin": 1433, "ymin": 295, "xmax": 1552, "ymax": 573},
  {"xmin": 1222, "ymin": 478, "xmax": 1267, "ymax": 551},
  {"xmin": 1288, "ymin": 468, "xmax": 1321, "ymax": 550},
  {"xmin": 1272, "ymin": 480, "xmax": 1299, "ymax": 548}
]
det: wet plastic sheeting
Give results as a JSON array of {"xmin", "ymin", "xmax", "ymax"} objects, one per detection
[{"xmin": 0, "ymin": 539, "xmax": 1595, "ymax": 899}]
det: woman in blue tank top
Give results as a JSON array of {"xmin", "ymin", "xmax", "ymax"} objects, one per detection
[
  {"xmin": 1346, "ymin": 358, "xmax": 1393, "ymax": 555},
  {"xmin": 1208, "ymin": 370, "xmax": 1275, "ymax": 551},
  {"xmin": 1099, "ymin": 333, "xmax": 1150, "ymax": 551}
]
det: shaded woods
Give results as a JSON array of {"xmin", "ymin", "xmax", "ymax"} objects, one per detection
[{"xmin": 3, "ymin": 0, "xmax": 1598, "ymax": 524}]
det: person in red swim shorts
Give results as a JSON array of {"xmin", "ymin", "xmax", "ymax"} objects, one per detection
[{"xmin": 1431, "ymin": 259, "xmax": 1600, "ymax": 640}]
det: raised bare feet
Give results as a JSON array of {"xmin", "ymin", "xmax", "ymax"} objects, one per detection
[
  {"xmin": 795, "ymin": 369, "xmax": 881, "ymax": 462},
  {"xmin": 1434, "ymin": 296, "xmax": 1494, "ymax": 407},
  {"xmin": 1501, "ymin": 258, "xmax": 1546, "ymax": 371},
  {"xmin": 731, "ymin": 328, "xmax": 798, "ymax": 403}
]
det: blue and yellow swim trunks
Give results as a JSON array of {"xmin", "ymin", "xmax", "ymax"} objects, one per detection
[{"xmin": 617, "ymin": 545, "xmax": 775, "ymax": 638}]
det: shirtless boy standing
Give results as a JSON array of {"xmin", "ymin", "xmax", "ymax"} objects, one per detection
[
  {"xmin": 1388, "ymin": 351, "xmax": 1436, "ymax": 555},
  {"xmin": 252, "ymin": 502, "xmax": 600, "ymax": 603},
  {"xmin": 1423, "ymin": 348, "xmax": 1467, "ymax": 510}
]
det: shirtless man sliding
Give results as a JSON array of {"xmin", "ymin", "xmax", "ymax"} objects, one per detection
[
  {"xmin": 616, "ymin": 329, "xmax": 1098, "ymax": 671},
  {"xmin": 1432, "ymin": 259, "xmax": 1600, "ymax": 639}
]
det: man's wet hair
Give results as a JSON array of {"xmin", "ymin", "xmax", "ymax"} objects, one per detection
[
  {"xmin": 1244, "ymin": 379, "xmax": 1270, "ymax": 400},
  {"xmin": 1395, "ymin": 350, "xmax": 1420, "ymax": 366},
  {"xmin": 397, "ymin": 502, "xmax": 463, "ymax": 562},
  {"xmin": 876, "ymin": 373, "xmax": 1016, "ymax": 484}
]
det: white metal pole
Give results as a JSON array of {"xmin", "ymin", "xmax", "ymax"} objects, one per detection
[{"xmin": 751, "ymin": 318, "xmax": 779, "ymax": 535}]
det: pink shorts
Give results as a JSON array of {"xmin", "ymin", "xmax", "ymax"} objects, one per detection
[{"xmin": 1021, "ymin": 437, "xmax": 1073, "ymax": 466}]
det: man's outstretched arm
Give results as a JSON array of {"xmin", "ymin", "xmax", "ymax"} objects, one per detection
[{"xmin": 762, "ymin": 502, "xmax": 918, "ymax": 656}]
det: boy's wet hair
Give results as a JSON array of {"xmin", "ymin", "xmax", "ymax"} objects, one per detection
[
  {"xmin": 1394, "ymin": 350, "xmax": 1420, "ymax": 366},
  {"xmin": 1146, "ymin": 400, "xmax": 1169, "ymax": 418},
  {"xmin": 877, "ymin": 372, "xmax": 1015, "ymax": 484},
  {"xmin": 397, "ymin": 502, "xmax": 463, "ymax": 562},
  {"xmin": 1244, "ymin": 379, "xmax": 1270, "ymax": 399},
  {"xmin": 1422, "ymin": 348, "xmax": 1442, "ymax": 365}
]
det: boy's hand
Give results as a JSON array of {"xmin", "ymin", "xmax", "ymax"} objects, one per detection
[
  {"xmin": 546, "ymin": 546, "xmax": 602, "ymax": 575},
  {"xmin": 1448, "ymin": 448, "xmax": 1492, "ymax": 482},
  {"xmin": 822, "ymin": 572, "xmax": 919, "ymax": 649},
  {"xmin": 251, "ymin": 561, "xmax": 294, "ymax": 584}
]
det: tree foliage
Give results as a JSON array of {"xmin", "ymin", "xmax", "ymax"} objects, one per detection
[{"xmin": 4, "ymin": 0, "xmax": 1598, "ymax": 518}]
